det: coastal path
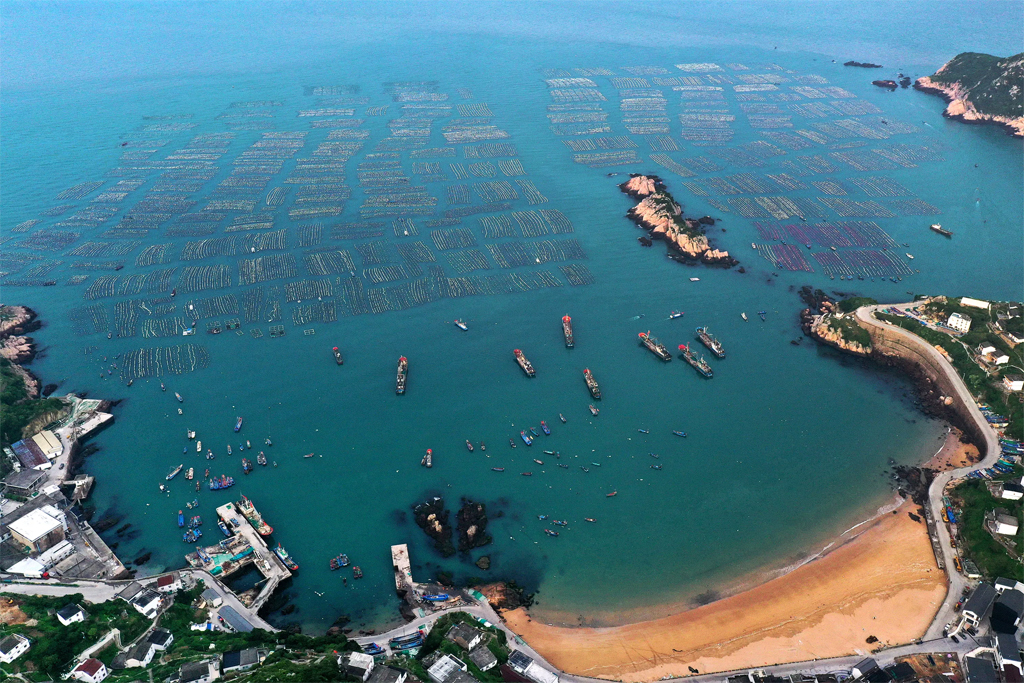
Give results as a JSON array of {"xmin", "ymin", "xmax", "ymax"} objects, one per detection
[
  {"xmin": 0, "ymin": 577, "xmax": 121, "ymax": 603},
  {"xmin": 855, "ymin": 304, "xmax": 1002, "ymax": 641}
]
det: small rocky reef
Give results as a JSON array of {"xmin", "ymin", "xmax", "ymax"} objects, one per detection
[
  {"xmin": 798, "ymin": 287, "xmax": 874, "ymax": 356},
  {"xmin": 413, "ymin": 496, "xmax": 456, "ymax": 557},
  {"xmin": 619, "ymin": 174, "xmax": 736, "ymax": 267},
  {"xmin": 844, "ymin": 60, "xmax": 883, "ymax": 68},
  {"xmin": 456, "ymin": 498, "xmax": 491, "ymax": 552},
  {"xmin": 915, "ymin": 51, "xmax": 1024, "ymax": 137}
]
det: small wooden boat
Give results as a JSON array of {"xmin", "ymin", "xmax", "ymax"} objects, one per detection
[{"xmin": 466, "ymin": 440, "xmax": 474, "ymax": 452}]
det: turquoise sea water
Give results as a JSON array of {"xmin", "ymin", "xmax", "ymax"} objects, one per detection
[{"xmin": 2, "ymin": 1, "xmax": 1022, "ymax": 632}]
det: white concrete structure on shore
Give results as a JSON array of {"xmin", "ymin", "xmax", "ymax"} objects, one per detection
[{"xmin": 947, "ymin": 312, "xmax": 972, "ymax": 334}]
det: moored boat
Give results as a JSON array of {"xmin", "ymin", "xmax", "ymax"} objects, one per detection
[
  {"xmin": 185, "ymin": 468, "xmax": 194, "ymax": 480},
  {"xmin": 589, "ymin": 404, "xmax": 599, "ymax": 416},
  {"xmin": 218, "ymin": 521, "xmax": 231, "ymax": 537},
  {"xmin": 559, "ymin": 413, "xmax": 566, "ymax": 423},
  {"xmin": 330, "ymin": 553, "xmax": 350, "ymax": 569},
  {"xmin": 562, "ymin": 315, "xmax": 574, "ymax": 348},
  {"xmin": 242, "ymin": 458, "xmax": 252, "ymax": 474},
  {"xmin": 583, "ymin": 368, "xmax": 601, "ymax": 399},
  {"xmin": 421, "ymin": 448, "xmax": 432, "ymax": 468},
  {"xmin": 454, "ymin": 319, "xmax": 468, "ymax": 331},
  {"xmin": 466, "ymin": 440, "xmax": 474, "ymax": 452},
  {"xmin": 695, "ymin": 326, "xmax": 725, "ymax": 359},
  {"xmin": 513, "ymin": 349, "xmax": 536, "ymax": 377},
  {"xmin": 352, "ymin": 566, "xmax": 363, "ymax": 578},
  {"xmin": 208, "ymin": 475, "xmax": 235, "ymax": 491},
  {"xmin": 175, "ymin": 392, "xmax": 183, "ymax": 403},
  {"xmin": 492, "ymin": 467, "xmax": 505, "ymax": 472},
  {"xmin": 274, "ymin": 543, "xmax": 299, "ymax": 571},
  {"xmin": 234, "ymin": 417, "xmax": 243, "ymax": 433},
  {"xmin": 333, "ymin": 347, "xmax": 343, "ymax": 365},
  {"xmin": 678, "ymin": 343, "xmax": 713, "ymax": 378},
  {"xmin": 741, "ymin": 312, "xmax": 748, "ymax": 321},
  {"xmin": 396, "ymin": 356, "xmax": 408, "ymax": 394},
  {"xmin": 166, "ymin": 464, "xmax": 183, "ymax": 481},
  {"xmin": 520, "ymin": 430, "xmax": 533, "ymax": 446},
  {"xmin": 257, "ymin": 451, "xmax": 267, "ymax": 466},
  {"xmin": 668, "ymin": 311, "xmax": 684, "ymax": 319},
  {"xmin": 930, "ymin": 223, "xmax": 953, "ymax": 237},
  {"xmin": 178, "ymin": 510, "xmax": 185, "ymax": 528},
  {"xmin": 638, "ymin": 331, "xmax": 672, "ymax": 361},
  {"xmin": 540, "ymin": 421, "xmax": 550, "ymax": 435}
]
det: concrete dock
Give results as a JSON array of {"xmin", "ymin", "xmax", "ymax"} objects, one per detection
[{"xmin": 214, "ymin": 501, "xmax": 291, "ymax": 612}]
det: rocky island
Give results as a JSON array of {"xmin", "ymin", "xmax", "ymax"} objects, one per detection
[
  {"xmin": 844, "ymin": 60, "xmax": 883, "ymax": 68},
  {"xmin": 619, "ymin": 174, "xmax": 736, "ymax": 267},
  {"xmin": 915, "ymin": 51, "xmax": 1024, "ymax": 137}
]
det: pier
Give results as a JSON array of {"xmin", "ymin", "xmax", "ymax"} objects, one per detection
[
  {"xmin": 185, "ymin": 501, "xmax": 291, "ymax": 612},
  {"xmin": 391, "ymin": 543, "xmax": 414, "ymax": 593}
]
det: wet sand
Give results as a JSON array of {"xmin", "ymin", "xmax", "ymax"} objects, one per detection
[
  {"xmin": 502, "ymin": 499, "xmax": 946, "ymax": 680},
  {"xmin": 925, "ymin": 428, "xmax": 979, "ymax": 471}
]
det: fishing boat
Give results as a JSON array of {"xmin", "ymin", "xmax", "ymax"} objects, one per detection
[
  {"xmin": 466, "ymin": 440, "xmax": 474, "ymax": 452},
  {"xmin": 227, "ymin": 445, "xmax": 232, "ymax": 455},
  {"xmin": 189, "ymin": 515, "xmax": 202, "ymax": 528},
  {"xmin": 166, "ymin": 464, "xmax": 183, "ymax": 481},
  {"xmin": 562, "ymin": 315, "xmax": 574, "ymax": 348},
  {"xmin": 695, "ymin": 327, "xmax": 725, "ymax": 359},
  {"xmin": 930, "ymin": 223, "xmax": 953, "ymax": 237},
  {"xmin": 672, "ymin": 430, "xmax": 687, "ymax": 437},
  {"xmin": 509, "ymin": 438, "xmax": 517, "ymax": 449},
  {"xmin": 651, "ymin": 464, "xmax": 663, "ymax": 470},
  {"xmin": 257, "ymin": 451, "xmax": 267, "ymax": 466},
  {"xmin": 559, "ymin": 413, "xmax": 566, "ymax": 423},
  {"xmin": 422, "ymin": 593, "xmax": 450, "ymax": 602},
  {"xmin": 538, "ymin": 514, "xmax": 547, "ymax": 520},
  {"xmin": 421, "ymin": 448, "xmax": 432, "ymax": 468},
  {"xmin": 533, "ymin": 459, "xmax": 544, "ymax": 465},
  {"xmin": 175, "ymin": 392, "xmax": 183, "ymax": 403},
  {"xmin": 208, "ymin": 475, "xmax": 235, "ymax": 491},
  {"xmin": 758, "ymin": 310, "xmax": 767, "ymax": 321},
  {"xmin": 242, "ymin": 458, "xmax": 253, "ymax": 474},
  {"xmin": 558, "ymin": 464, "xmax": 569, "ymax": 469},
  {"xmin": 330, "ymin": 553, "xmax": 350, "ymax": 570},
  {"xmin": 741, "ymin": 312, "xmax": 748, "ymax": 321},
  {"xmin": 689, "ymin": 277, "xmax": 700, "ymax": 282},
  {"xmin": 543, "ymin": 450, "xmax": 555, "ymax": 455},
  {"xmin": 585, "ymin": 518, "xmax": 596, "ymax": 523},
  {"xmin": 479, "ymin": 442, "xmax": 486, "ymax": 451},
  {"xmin": 520, "ymin": 431, "xmax": 533, "ymax": 446},
  {"xmin": 580, "ymin": 466, "xmax": 589, "ymax": 473},
  {"xmin": 185, "ymin": 468, "xmax": 194, "ymax": 480},
  {"xmin": 668, "ymin": 311, "xmax": 684, "ymax": 319},
  {"xmin": 553, "ymin": 520, "xmax": 567, "ymax": 526},
  {"xmin": 606, "ymin": 491, "xmax": 617, "ymax": 497},
  {"xmin": 332, "ymin": 347, "xmax": 343, "ymax": 365},
  {"xmin": 544, "ymin": 529, "xmax": 559, "ymax": 537},
  {"xmin": 352, "ymin": 566, "xmax": 363, "ymax": 579},
  {"xmin": 274, "ymin": 543, "xmax": 299, "ymax": 571},
  {"xmin": 906, "ymin": 253, "xmax": 914, "ymax": 260},
  {"xmin": 206, "ymin": 449, "xmax": 214, "ymax": 460},
  {"xmin": 234, "ymin": 417, "xmax": 243, "ymax": 433},
  {"xmin": 454, "ymin": 319, "xmax": 468, "ymax": 331},
  {"xmin": 513, "ymin": 349, "xmax": 536, "ymax": 377},
  {"xmin": 678, "ymin": 344, "xmax": 713, "ymax": 378},
  {"xmin": 521, "ymin": 472, "xmax": 532, "ymax": 476},
  {"xmin": 303, "ymin": 453, "xmax": 314, "ymax": 459},
  {"xmin": 265, "ymin": 438, "xmax": 272, "ymax": 446},
  {"xmin": 491, "ymin": 467, "xmax": 505, "ymax": 472},
  {"xmin": 177, "ymin": 510, "xmax": 185, "ymax": 527},
  {"xmin": 649, "ymin": 452, "xmax": 660, "ymax": 459},
  {"xmin": 540, "ymin": 421, "xmax": 551, "ymax": 435},
  {"xmin": 638, "ymin": 428, "xmax": 649, "ymax": 434},
  {"xmin": 238, "ymin": 495, "xmax": 273, "ymax": 535},
  {"xmin": 246, "ymin": 440, "xmax": 251, "ymax": 449},
  {"xmin": 583, "ymin": 368, "xmax": 601, "ymax": 399},
  {"xmin": 638, "ymin": 331, "xmax": 672, "ymax": 361},
  {"xmin": 530, "ymin": 427, "xmax": 539, "ymax": 437},
  {"xmin": 218, "ymin": 521, "xmax": 231, "ymax": 536},
  {"xmin": 183, "ymin": 530, "xmax": 197, "ymax": 543},
  {"xmin": 196, "ymin": 441, "xmax": 202, "ymax": 453},
  {"xmin": 238, "ymin": 442, "xmax": 245, "ymax": 451},
  {"xmin": 363, "ymin": 643, "xmax": 384, "ymax": 656},
  {"xmin": 396, "ymin": 356, "xmax": 408, "ymax": 394},
  {"xmin": 589, "ymin": 404, "xmax": 599, "ymax": 416}
]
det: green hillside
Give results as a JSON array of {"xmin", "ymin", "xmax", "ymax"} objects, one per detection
[{"xmin": 930, "ymin": 52, "xmax": 1024, "ymax": 118}]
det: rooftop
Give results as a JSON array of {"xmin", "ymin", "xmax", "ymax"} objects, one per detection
[
  {"xmin": 57, "ymin": 604, "xmax": 85, "ymax": 620},
  {"xmin": 468, "ymin": 645, "xmax": 498, "ymax": 669},
  {"xmin": 0, "ymin": 634, "xmax": 28, "ymax": 655},
  {"xmin": 8, "ymin": 508, "xmax": 62, "ymax": 543},
  {"xmin": 965, "ymin": 656, "xmax": 998, "ymax": 683},
  {"xmin": 181, "ymin": 660, "xmax": 213, "ymax": 683},
  {"xmin": 223, "ymin": 647, "xmax": 262, "ymax": 670},
  {"xmin": 218, "ymin": 605, "xmax": 254, "ymax": 633},
  {"xmin": 75, "ymin": 658, "xmax": 104, "ymax": 676},
  {"xmin": 148, "ymin": 628, "xmax": 173, "ymax": 647},
  {"xmin": 964, "ymin": 583, "xmax": 997, "ymax": 616}
]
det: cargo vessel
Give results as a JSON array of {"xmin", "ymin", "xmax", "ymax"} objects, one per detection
[
  {"xmin": 238, "ymin": 495, "xmax": 273, "ymax": 535},
  {"xmin": 332, "ymin": 347, "xmax": 343, "ymax": 365},
  {"xmin": 695, "ymin": 327, "xmax": 725, "ymax": 358},
  {"xmin": 562, "ymin": 315, "xmax": 574, "ymax": 348},
  {"xmin": 584, "ymin": 368, "xmax": 601, "ymax": 399},
  {"xmin": 678, "ymin": 344, "xmax": 713, "ymax": 378},
  {"xmin": 930, "ymin": 223, "xmax": 953, "ymax": 237},
  {"xmin": 513, "ymin": 349, "xmax": 536, "ymax": 377},
  {"xmin": 274, "ymin": 543, "xmax": 299, "ymax": 571},
  {"xmin": 638, "ymin": 331, "xmax": 672, "ymax": 361},
  {"xmin": 396, "ymin": 356, "xmax": 408, "ymax": 394}
]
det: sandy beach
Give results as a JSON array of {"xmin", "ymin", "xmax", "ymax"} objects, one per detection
[{"xmin": 502, "ymin": 498, "xmax": 947, "ymax": 680}]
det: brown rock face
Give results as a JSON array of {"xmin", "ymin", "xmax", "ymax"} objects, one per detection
[{"xmin": 915, "ymin": 76, "xmax": 1024, "ymax": 138}]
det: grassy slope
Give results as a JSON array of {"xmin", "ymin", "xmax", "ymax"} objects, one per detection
[{"xmin": 930, "ymin": 52, "xmax": 1024, "ymax": 119}]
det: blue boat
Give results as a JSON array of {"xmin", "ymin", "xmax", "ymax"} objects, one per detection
[
  {"xmin": 177, "ymin": 510, "xmax": 185, "ymax": 528},
  {"xmin": 672, "ymin": 430, "xmax": 687, "ymax": 437},
  {"xmin": 235, "ymin": 417, "xmax": 243, "ymax": 432},
  {"xmin": 218, "ymin": 521, "xmax": 231, "ymax": 537},
  {"xmin": 520, "ymin": 430, "xmax": 533, "ymax": 446},
  {"xmin": 540, "ymin": 421, "xmax": 550, "ymax": 435},
  {"xmin": 530, "ymin": 427, "xmax": 540, "ymax": 437},
  {"xmin": 363, "ymin": 644, "xmax": 384, "ymax": 656},
  {"xmin": 638, "ymin": 429, "xmax": 649, "ymax": 434},
  {"xmin": 421, "ymin": 593, "xmax": 450, "ymax": 602}
]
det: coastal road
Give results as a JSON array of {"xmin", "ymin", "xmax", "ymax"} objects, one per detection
[
  {"xmin": 856, "ymin": 304, "xmax": 1002, "ymax": 640},
  {"xmin": 0, "ymin": 578, "xmax": 120, "ymax": 603}
]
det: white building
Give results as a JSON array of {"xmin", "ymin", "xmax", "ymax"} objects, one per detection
[
  {"xmin": 155, "ymin": 571, "xmax": 182, "ymax": 593},
  {"xmin": 994, "ymin": 513, "xmax": 1019, "ymax": 536},
  {"xmin": 427, "ymin": 654, "xmax": 468, "ymax": 683},
  {"xmin": 339, "ymin": 652, "xmax": 376, "ymax": 682},
  {"xmin": 30, "ymin": 431, "xmax": 62, "ymax": 459},
  {"xmin": 960, "ymin": 297, "xmax": 991, "ymax": 311},
  {"xmin": 124, "ymin": 641, "xmax": 155, "ymax": 668},
  {"xmin": 72, "ymin": 658, "xmax": 108, "ymax": 683},
  {"xmin": 57, "ymin": 604, "xmax": 87, "ymax": 626},
  {"xmin": 8, "ymin": 508, "xmax": 66, "ymax": 554},
  {"xmin": 130, "ymin": 589, "xmax": 162, "ymax": 619},
  {"xmin": 999, "ymin": 482, "xmax": 1024, "ymax": 501},
  {"xmin": 1004, "ymin": 375, "xmax": 1024, "ymax": 392},
  {"xmin": 948, "ymin": 312, "xmax": 972, "ymax": 334},
  {"xmin": 0, "ymin": 634, "xmax": 30, "ymax": 664},
  {"xmin": 180, "ymin": 659, "xmax": 221, "ymax": 683}
]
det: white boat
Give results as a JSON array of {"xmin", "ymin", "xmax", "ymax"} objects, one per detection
[
  {"xmin": 751, "ymin": 242, "xmax": 756, "ymax": 249},
  {"xmin": 741, "ymin": 312, "xmax": 748, "ymax": 321},
  {"xmin": 196, "ymin": 440, "xmax": 202, "ymax": 452},
  {"xmin": 906, "ymin": 253, "xmax": 914, "ymax": 260},
  {"xmin": 182, "ymin": 327, "xmax": 195, "ymax": 336},
  {"xmin": 454, "ymin": 319, "xmax": 468, "ymax": 331},
  {"xmin": 689, "ymin": 277, "xmax": 700, "ymax": 282}
]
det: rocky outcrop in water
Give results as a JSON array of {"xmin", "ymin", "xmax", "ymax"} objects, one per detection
[
  {"xmin": 619, "ymin": 174, "xmax": 736, "ymax": 267},
  {"xmin": 915, "ymin": 52, "xmax": 1024, "ymax": 137},
  {"xmin": 456, "ymin": 498, "xmax": 491, "ymax": 552},
  {"xmin": 413, "ymin": 496, "xmax": 455, "ymax": 557},
  {"xmin": 844, "ymin": 60, "xmax": 883, "ymax": 68}
]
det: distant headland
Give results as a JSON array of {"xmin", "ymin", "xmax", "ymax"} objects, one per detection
[{"xmin": 915, "ymin": 52, "xmax": 1024, "ymax": 138}]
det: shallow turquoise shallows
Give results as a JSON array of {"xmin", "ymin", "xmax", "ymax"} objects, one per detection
[{"xmin": 2, "ymin": 0, "xmax": 1021, "ymax": 632}]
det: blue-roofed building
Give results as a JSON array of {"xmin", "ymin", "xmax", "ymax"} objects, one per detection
[
  {"xmin": 217, "ymin": 605, "xmax": 253, "ymax": 633},
  {"xmin": 11, "ymin": 439, "xmax": 49, "ymax": 471}
]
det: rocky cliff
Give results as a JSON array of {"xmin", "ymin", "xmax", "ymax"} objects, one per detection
[{"xmin": 915, "ymin": 52, "xmax": 1024, "ymax": 138}]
